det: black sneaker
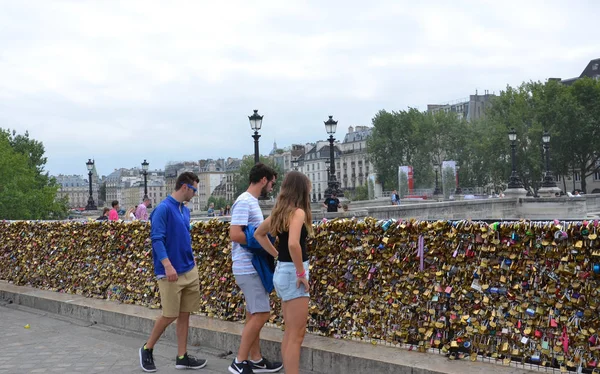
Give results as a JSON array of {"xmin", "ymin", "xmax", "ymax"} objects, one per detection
[
  {"xmin": 139, "ymin": 344, "xmax": 157, "ymax": 372},
  {"xmin": 250, "ymin": 357, "xmax": 283, "ymax": 373},
  {"xmin": 228, "ymin": 359, "xmax": 254, "ymax": 374},
  {"xmin": 175, "ymin": 352, "xmax": 207, "ymax": 369}
]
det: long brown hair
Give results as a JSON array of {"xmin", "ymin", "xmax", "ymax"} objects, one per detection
[{"xmin": 269, "ymin": 171, "xmax": 313, "ymax": 236}]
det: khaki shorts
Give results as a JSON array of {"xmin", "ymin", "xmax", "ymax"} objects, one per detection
[{"xmin": 157, "ymin": 266, "xmax": 200, "ymax": 318}]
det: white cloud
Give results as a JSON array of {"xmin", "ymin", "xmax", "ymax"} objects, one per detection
[{"xmin": 0, "ymin": 0, "xmax": 597, "ymax": 175}]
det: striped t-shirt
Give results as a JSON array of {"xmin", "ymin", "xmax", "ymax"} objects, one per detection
[{"xmin": 231, "ymin": 191, "xmax": 263, "ymax": 275}]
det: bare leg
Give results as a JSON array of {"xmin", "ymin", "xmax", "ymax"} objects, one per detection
[
  {"xmin": 280, "ymin": 297, "xmax": 308, "ymax": 374},
  {"xmin": 237, "ymin": 311, "xmax": 270, "ymax": 362},
  {"xmin": 281, "ymin": 302, "xmax": 290, "ymax": 364},
  {"xmin": 146, "ymin": 316, "xmax": 178, "ymax": 349},
  {"xmin": 176, "ymin": 312, "xmax": 190, "ymax": 356}
]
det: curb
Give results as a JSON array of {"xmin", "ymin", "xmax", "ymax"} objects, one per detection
[{"xmin": 0, "ymin": 281, "xmax": 532, "ymax": 374}]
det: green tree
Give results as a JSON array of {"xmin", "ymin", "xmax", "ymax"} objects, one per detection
[
  {"xmin": 539, "ymin": 78, "xmax": 600, "ymax": 193},
  {"xmin": 0, "ymin": 131, "xmax": 68, "ymax": 220},
  {"xmin": 346, "ymin": 184, "xmax": 369, "ymax": 201},
  {"xmin": 233, "ymin": 156, "xmax": 283, "ymax": 199},
  {"xmin": 367, "ymin": 108, "xmax": 422, "ymax": 190}
]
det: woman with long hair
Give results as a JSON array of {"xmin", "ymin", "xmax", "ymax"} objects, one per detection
[
  {"xmin": 126, "ymin": 206, "xmax": 137, "ymax": 221},
  {"xmin": 254, "ymin": 171, "xmax": 313, "ymax": 374}
]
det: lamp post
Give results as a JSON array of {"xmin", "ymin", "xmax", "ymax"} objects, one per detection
[
  {"xmin": 504, "ymin": 128, "xmax": 528, "ymax": 197},
  {"xmin": 538, "ymin": 130, "xmax": 562, "ymax": 197},
  {"xmin": 141, "ymin": 159, "xmax": 149, "ymax": 200},
  {"xmin": 540, "ymin": 131, "xmax": 557, "ymax": 188},
  {"xmin": 325, "ymin": 159, "xmax": 331, "ymax": 180},
  {"xmin": 455, "ymin": 164, "xmax": 462, "ymax": 195},
  {"xmin": 324, "ymin": 115, "xmax": 343, "ymax": 198},
  {"xmin": 85, "ymin": 159, "xmax": 97, "ymax": 210},
  {"xmin": 249, "ymin": 109, "xmax": 263, "ymax": 164},
  {"xmin": 507, "ymin": 128, "xmax": 524, "ymax": 188},
  {"xmin": 433, "ymin": 162, "xmax": 442, "ymax": 195}
]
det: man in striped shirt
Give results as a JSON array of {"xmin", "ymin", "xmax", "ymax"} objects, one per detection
[{"xmin": 229, "ymin": 163, "xmax": 282, "ymax": 374}]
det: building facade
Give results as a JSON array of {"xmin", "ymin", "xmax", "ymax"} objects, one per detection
[
  {"xmin": 339, "ymin": 126, "xmax": 374, "ymax": 190},
  {"xmin": 299, "ymin": 141, "xmax": 341, "ymax": 202},
  {"xmin": 147, "ymin": 179, "xmax": 167, "ymax": 208},
  {"xmin": 55, "ymin": 174, "xmax": 98, "ymax": 209},
  {"xmin": 554, "ymin": 58, "xmax": 600, "ymax": 85},
  {"xmin": 122, "ymin": 184, "xmax": 144, "ymax": 212},
  {"xmin": 427, "ymin": 91, "xmax": 495, "ymax": 122},
  {"xmin": 225, "ymin": 158, "xmax": 242, "ymax": 202}
]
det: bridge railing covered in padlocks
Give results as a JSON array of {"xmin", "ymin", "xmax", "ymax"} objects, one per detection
[{"xmin": 1, "ymin": 218, "xmax": 600, "ymax": 371}]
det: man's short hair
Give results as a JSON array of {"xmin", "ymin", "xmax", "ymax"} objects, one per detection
[
  {"xmin": 248, "ymin": 163, "xmax": 277, "ymax": 185},
  {"xmin": 111, "ymin": 200, "xmax": 119, "ymax": 208},
  {"xmin": 175, "ymin": 171, "xmax": 200, "ymax": 191},
  {"xmin": 103, "ymin": 207, "xmax": 110, "ymax": 214}
]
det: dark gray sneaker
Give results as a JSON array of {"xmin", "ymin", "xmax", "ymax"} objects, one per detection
[
  {"xmin": 175, "ymin": 352, "xmax": 207, "ymax": 370},
  {"xmin": 139, "ymin": 344, "xmax": 157, "ymax": 372},
  {"xmin": 229, "ymin": 359, "xmax": 254, "ymax": 374},
  {"xmin": 250, "ymin": 357, "xmax": 283, "ymax": 373}
]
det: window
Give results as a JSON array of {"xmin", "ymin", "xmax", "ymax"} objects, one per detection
[
  {"xmin": 593, "ymin": 63, "xmax": 599, "ymax": 71},
  {"xmin": 595, "ymin": 171, "xmax": 600, "ymax": 181},
  {"xmin": 556, "ymin": 175, "xmax": 561, "ymax": 181},
  {"xmin": 574, "ymin": 172, "xmax": 581, "ymax": 181}
]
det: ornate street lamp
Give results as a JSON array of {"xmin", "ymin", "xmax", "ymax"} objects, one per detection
[
  {"xmin": 323, "ymin": 115, "xmax": 343, "ymax": 198},
  {"xmin": 85, "ymin": 159, "xmax": 97, "ymax": 210},
  {"xmin": 141, "ymin": 159, "xmax": 149, "ymax": 200},
  {"xmin": 433, "ymin": 162, "xmax": 442, "ymax": 195},
  {"xmin": 541, "ymin": 130, "xmax": 557, "ymax": 188},
  {"xmin": 249, "ymin": 109, "xmax": 263, "ymax": 164},
  {"xmin": 507, "ymin": 128, "xmax": 524, "ymax": 189}
]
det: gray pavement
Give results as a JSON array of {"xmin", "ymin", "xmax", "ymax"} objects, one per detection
[{"xmin": 0, "ymin": 303, "xmax": 313, "ymax": 374}]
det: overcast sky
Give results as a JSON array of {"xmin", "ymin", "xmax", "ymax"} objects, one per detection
[{"xmin": 0, "ymin": 0, "xmax": 597, "ymax": 177}]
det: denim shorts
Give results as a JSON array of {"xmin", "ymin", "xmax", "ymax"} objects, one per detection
[{"xmin": 273, "ymin": 261, "xmax": 310, "ymax": 302}]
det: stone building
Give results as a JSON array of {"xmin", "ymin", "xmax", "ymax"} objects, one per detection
[
  {"xmin": 55, "ymin": 174, "xmax": 98, "ymax": 209},
  {"xmin": 339, "ymin": 126, "xmax": 374, "ymax": 191},
  {"xmin": 427, "ymin": 91, "xmax": 495, "ymax": 122}
]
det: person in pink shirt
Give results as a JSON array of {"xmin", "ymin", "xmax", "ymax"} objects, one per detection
[
  {"xmin": 109, "ymin": 200, "xmax": 120, "ymax": 221},
  {"xmin": 135, "ymin": 197, "xmax": 151, "ymax": 220}
]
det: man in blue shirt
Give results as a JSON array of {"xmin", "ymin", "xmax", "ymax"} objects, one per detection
[{"xmin": 139, "ymin": 172, "xmax": 207, "ymax": 372}]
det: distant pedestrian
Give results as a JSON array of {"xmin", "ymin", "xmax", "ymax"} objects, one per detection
[
  {"xmin": 125, "ymin": 207, "xmax": 137, "ymax": 221},
  {"xmin": 139, "ymin": 171, "xmax": 207, "ymax": 372},
  {"xmin": 109, "ymin": 200, "xmax": 120, "ymax": 221},
  {"xmin": 322, "ymin": 193, "xmax": 341, "ymax": 212},
  {"xmin": 136, "ymin": 197, "xmax": 151, "ymax": 221},
  {"xmin": 96, "ymin": 207, "xmax": 110, "ymax": 221},
  {"xmin": 207, "ymin": 203, "xmax": 215, "ymax": 217},
  {"xmin": 391, "ymin": 190, "xmax": 400, "ymax": 205},
  {"xmin": 223, "ymin": 204, "xmax": 231, "ymax": 216}
]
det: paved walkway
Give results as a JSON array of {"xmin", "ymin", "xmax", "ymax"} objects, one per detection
[{"xmin": 0, "ymin": 303, "xmax": 313, "ymax": 374}]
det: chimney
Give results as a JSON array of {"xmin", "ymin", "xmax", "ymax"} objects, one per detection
[{"xmin": 348, "ymin": 126, "xmax": 354, "ymax": 133}]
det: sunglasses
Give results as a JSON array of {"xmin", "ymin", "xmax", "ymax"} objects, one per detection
[{"xmin": 186, "ymin": 184, "xmax": 197, "ymax": 194}]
